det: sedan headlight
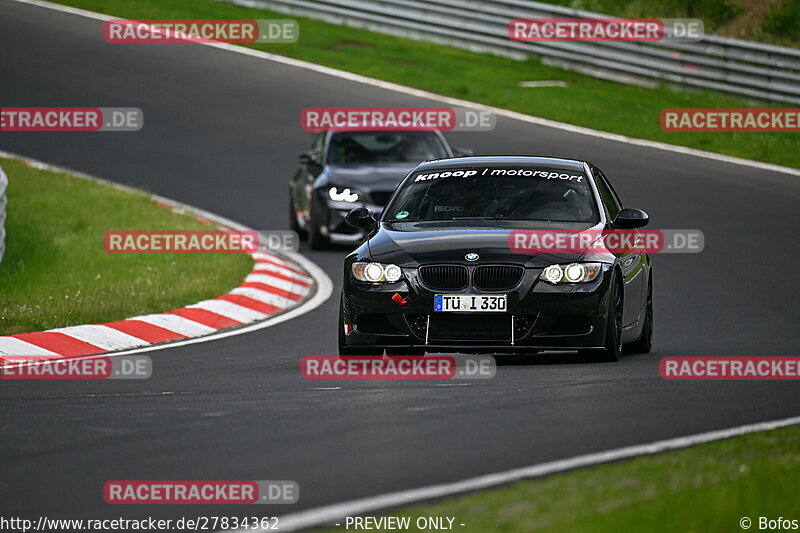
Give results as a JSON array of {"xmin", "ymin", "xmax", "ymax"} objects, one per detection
[
  {"xmin": 329, "ymin": 186, "xmax": 359, "ymax": 202},
  {"xmin": 540, "ymin": 263, "xmax": 602, "ymax": 284},
  {"xmin": 352, "ymin": 262, "xmax": 403, "ymax": 282}
]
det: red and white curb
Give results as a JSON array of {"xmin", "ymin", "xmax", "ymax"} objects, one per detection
[
  {"xmin": 0, "ymin": 151, "xmax": 332, "ymax": 364},
  {"xmin": 0, "ymin": 252, "xmax": 313, "ymax": 363}
]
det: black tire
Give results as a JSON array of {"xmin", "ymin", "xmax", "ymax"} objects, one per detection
[
  {"xmin": 601, "ymin": 274, "xmax": 624, "ymax": 362},
  {"xmin": 338, "ymin": 296, "xmax": 376, "ymax": 357},
  {"xmin": 581, "ymin": 274, "xmax": 623, "ymax": 363},
  {"xmin": 308, "ymin": 205, "xmax": 330, "ymax": 250},
  {"xmin": 625, "ymin": 274, "xmax": 653, "ymax": 354},
  {"xmin": 288, "ymin": 194, "xmax": 307, "ymax": 240}
]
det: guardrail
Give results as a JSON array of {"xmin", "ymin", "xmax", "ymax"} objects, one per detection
[
  {"xmin": 231, "ymin": 0, "xmax": 800, "ymax": 104},
  {"xmin": 0, "ymin": 163, "xmax": 7, "ymax": 264}
]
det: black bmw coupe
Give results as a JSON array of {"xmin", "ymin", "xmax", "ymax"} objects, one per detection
[{"xmin": 339, "ymin": 156, "xmax": 653, "ymax": 362}]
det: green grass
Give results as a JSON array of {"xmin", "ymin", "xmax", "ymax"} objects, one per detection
[
  {"xmin": 0, "ymin": 158, "xmax": 253, "ymax": 335},
  {"xmin": 543, "ymin": 0, "xmax": 741, "ymax": 32},
  {"xmin": 763, "ymin": 1, "xmax": 800, "ymax": 42},
  {"xmin": 542, "ymin": 0, "xmax": 800, "ymax": 48},
  {"xmin": 313, "ymin": 425, "xmax": 800, "ymax": 533},
  {"xmin": 51, "ymin": 0, "xmax": 800, "ymax": 169}
]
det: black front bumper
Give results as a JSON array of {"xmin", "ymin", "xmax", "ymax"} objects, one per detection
[{"xmin": 341, "ymin": 265, "xmax": 613, "ymax": 353}]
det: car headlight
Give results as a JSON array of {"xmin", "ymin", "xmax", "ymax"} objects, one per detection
[
  {"xmin": 352, "ymin": 262, "xmax": 403, "ymax": 283},
  {"xmin": 329, "ymin": 186, "xmax": 359, "ymax": 202},
  {"xmin": 540, "ymin": 263, "xmax": 602, "ymax": 284}
]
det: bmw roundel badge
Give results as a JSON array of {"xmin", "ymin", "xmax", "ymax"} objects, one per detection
[{"xmin": 465, "ymin": 252, "xmax": 479, "ymax": 261}]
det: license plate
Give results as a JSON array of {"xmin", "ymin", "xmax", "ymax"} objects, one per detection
[{"xmin": 434, "ymin": 294, "xmax": 507, "ymax": 312}]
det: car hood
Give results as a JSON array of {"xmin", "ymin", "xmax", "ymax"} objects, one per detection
[
  {"xmin": 322, "ymin": 164, "xmax": 415, "ymax": 192},
  {"xmin": 367, "ymin": 221, "xmax": 612, "ymax": 267}
]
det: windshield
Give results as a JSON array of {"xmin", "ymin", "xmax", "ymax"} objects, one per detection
[
  {"xmin": 385, "ymin": 166, "xmax": 599, "ymax": 223},
  {"xmin": 326, "ymin": 131, "xmax": 449, "ymax": 164}
]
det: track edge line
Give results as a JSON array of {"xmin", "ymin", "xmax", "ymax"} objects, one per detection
[{"xmin": 260, "ymin": 414, "xmax": 800, "ymax": 532}]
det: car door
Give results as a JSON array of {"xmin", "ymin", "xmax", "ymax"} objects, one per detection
[{"xmin": 593, "ymin": 166, "xmax": 645, "ymax": 327}]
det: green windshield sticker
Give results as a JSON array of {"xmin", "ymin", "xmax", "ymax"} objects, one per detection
[{"xmin": 395, "ymin": 211, "xmax": 409, "ymax": 219}]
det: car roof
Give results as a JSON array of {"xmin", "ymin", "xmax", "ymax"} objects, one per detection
[{"xmin": 414, "ymin": 156, "xmax": 588, "ymax": 171}]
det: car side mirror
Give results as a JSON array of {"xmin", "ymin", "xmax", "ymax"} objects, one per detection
[
  {"xmin": 345, "ymin": 207, "xmax": 377, "ymax": 230},
  {"xmin": 452, "ymin": 147, "xmax": 474, "ymax": 157},
  {"xmin": 298, "ymin": 150, "xmax": 321, "ymax": 166},
  {"xmin": 613, "ymin": 208, "xmax": 649, "ymax": 229}
]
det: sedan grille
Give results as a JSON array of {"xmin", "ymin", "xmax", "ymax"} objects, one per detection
[
  {"xmin": 473, "ymin": 265, "xmax": 524, "ymax": 291},
  {"xmin": 418, "ymin": 265, "xmax": 468, "ymax": 290}
]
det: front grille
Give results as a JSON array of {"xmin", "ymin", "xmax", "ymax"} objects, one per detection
[
  {"xmin": 369, "ymin": 191, "xmax": 394, "ymax": 206},
  {"xmin": 419, "ymin": 265, "xmax": 468, "ymax": 290},
  {"xmin": 429, "ymin": 313, "xmax": 511, "ymax": 341},
  {"xmin": 473, "ymin": 265, "xmax": 524, "ymax": 291}
]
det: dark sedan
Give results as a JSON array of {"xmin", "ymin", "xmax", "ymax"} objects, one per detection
[
  {"xmin": 289, "ymin": 130, "xmax": 459, "ymax": 249},
  {"xmin": 338, "ymin": 156, "xmax": 653, "ymax": 362}
]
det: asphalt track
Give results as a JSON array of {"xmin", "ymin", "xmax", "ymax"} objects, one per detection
[{"xmin": 1, "ymin": 0, "xmax": 800, "ymax": 526}]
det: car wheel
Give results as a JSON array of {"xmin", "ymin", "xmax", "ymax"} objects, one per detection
[
  {"xmin": 338, "ymin": 296, "xmax": 376, "ymax": 358},
  {"xmin": 586, "ymin": 274, "xmax": 623, "ymax": 363},
  {"xmin": 308, "ymin": 204, "xmax": 330, "ymax": 250},
  {"xmin": 625, "ymin": 274, "xmax": 653, "ymax": 354},
  {"xmin": 288, "ymin": 194, "xmax": 307, "ymax": 240}
]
